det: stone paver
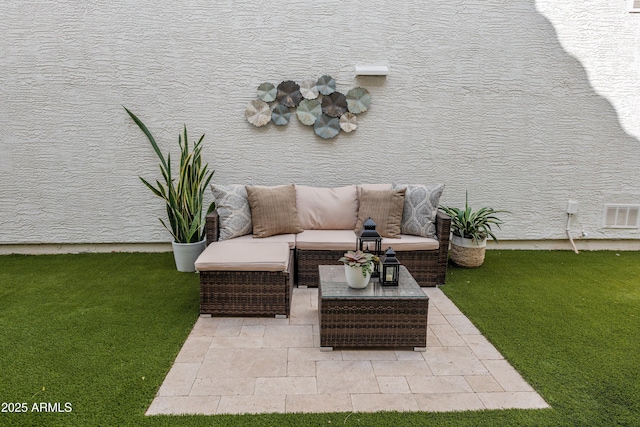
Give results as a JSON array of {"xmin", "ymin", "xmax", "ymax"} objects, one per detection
[
  {"xmin": 146, "ymin": 396, "xmax": 220, "ymax": 415},
  {"xmin": 147, "ymin": 287, "xmax": 549, "ymax": 415},
  {"xmin": 316, "ymin": 360, "xmax": 380, "ymax": 394},
  {"xmin": 156, "ymin": 363, "xmax": 199, "ymax": 396},
  {"xmin": 352, "ymin": 393, "xmax": 420, "ymax": 412}
]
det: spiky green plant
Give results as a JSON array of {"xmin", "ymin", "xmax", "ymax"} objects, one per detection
[
  {"xmin": 125, "ymin": 108, "xmax": 215, "ymax": 243},
  {"xmin": 439, "ymin": 191, "xmax": 507, "ymax": 243}
]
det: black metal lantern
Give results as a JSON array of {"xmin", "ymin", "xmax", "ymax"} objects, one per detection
[
  {"xmin": 381, "ymin": 247, "xmax": 400, "ymax": 286},
  {"xmin": 357, "ymin": 217, "xmax": 382, "ymax": 276},
  {"xmin": 356, "ymin": 217, "xmax": 382, "ymax": 277},
  {"xmin": 357, "ymin": 217, "xmax": 382, "ymax": 252}
]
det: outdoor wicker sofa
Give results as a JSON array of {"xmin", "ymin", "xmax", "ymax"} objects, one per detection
[
  {"xmin": 197, "ymin": 183, "xmax": 451, "ymax": 294},
  {"xmin": 203, "ymin": 209, "xmax": 450, "ymax": 288}
]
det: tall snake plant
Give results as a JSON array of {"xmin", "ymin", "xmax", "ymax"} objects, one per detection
[{"xmin": 125, "ymin": 108, "xmax": 215, "ymax": 243}]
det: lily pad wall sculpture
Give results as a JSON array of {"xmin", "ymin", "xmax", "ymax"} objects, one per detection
[
  {"xmin": 257, "ymin": 82, "xmax": 277, "ymax": 102},
  {"xmin": 271, "ymin": 104, "xmax": 291, "ymax": 125},
  {"xmin": 245, "ymin": 75, "xmax": 371, "ymax": 138},
  {"xmin": 321, "ymin": 92, "xmax": 348, "ymax": 118},
  {"xmin": 296, "ymin": 99, "xmax": 322, "ymax": 126},
  {"xmin": 316, "ymin": 75, "xmax": 336, "ymax": 95},
  {"xmin": 314, "ymin": 114, "xmax": 341, "ymax": 139},
  {"xmin": 346, "ymin": 87, "xmax": 371, "ymax": 114},
  {"xmin": 299, "ymin": 79, "xmax": 319, "ymax": 100},
  {"xmin": 245, "ymin": 99, "xmax": 271, "ymax": 127},
  {"xmin": 276, "ymin": 80, "xmax": 302, "ymax": 107},
  {"xmin": 339, "ymin": 112, "xmax": 357, "ymax": 133}
]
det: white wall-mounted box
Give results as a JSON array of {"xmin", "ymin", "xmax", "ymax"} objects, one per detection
[{"xmin": 355, "ymin": 65, "xmax": 389, "ymax": 76}]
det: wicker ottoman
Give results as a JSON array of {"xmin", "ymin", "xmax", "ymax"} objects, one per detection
[{"xmin": 195, "ymin": 242, "xmax": 293, "ymax": 317}]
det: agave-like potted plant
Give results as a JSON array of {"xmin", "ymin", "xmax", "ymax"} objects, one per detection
[
  {"xmin": 338, "ymin": 250, "xmax": 378, "ymax": 289},
  {"xmin": 439, "ymin": 192, "xmax": 506, "ymax": 268},
  {"xmin": 125, "ymin": 108, "xmax": 215, "ymax": 272}
]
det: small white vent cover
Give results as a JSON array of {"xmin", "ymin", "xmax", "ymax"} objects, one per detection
[
  {"xmin": 630, "ymin": 0, "xmax": 640, "ymax": 12},
  {"xmin": 604, "ymin": 205, "xmax": 640, "ymax": 228}
]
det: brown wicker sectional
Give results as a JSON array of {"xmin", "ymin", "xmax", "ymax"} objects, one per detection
[
  {"xmin": 205, "ymin": 210, "xmax": 451, "ymax": 288},
  {"xmin": 197, "ymin": 184, "xmax": 451, "ymax": 318}
]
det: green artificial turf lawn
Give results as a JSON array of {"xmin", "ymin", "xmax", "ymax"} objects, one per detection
[{"xmin": 0, "ymin": 250, "xmax": 639, "ymax": 426}]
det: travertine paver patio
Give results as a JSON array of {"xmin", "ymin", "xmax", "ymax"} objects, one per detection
[{"xmin": 146, "ymin": 287, "xmax": 548, "ymax": 415}]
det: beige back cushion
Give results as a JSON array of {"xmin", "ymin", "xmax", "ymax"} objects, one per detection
[
  {"xmin": 355, "ymin": 187, "xmax": 406, "ymax": 238},
  {"xmin": 246, "ymin": 184, "xmax": 303, "ymax": 238},
  {"xmin": 296, "ymin": 185, "xmax": 358, "ymax": 230}
]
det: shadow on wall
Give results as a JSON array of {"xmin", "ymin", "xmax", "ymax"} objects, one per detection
[{"xmin": 388, "ymin": 1, "xmax": 638, "ymax": 239}]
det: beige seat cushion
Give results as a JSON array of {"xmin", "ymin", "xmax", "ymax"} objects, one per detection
[
  {"xmin": 381, "ymin": 235, "xmax": 439, "ymax": 251},
  {"xmin": 296, "ymin": 185, "xmax": 358, "ymax": 230},
  {"xmin": 355, "ymin": 187, "xmax": 406, "ymax": 238},
  {"xmin": 295, "ymin": 230, "xmax": 358, "ymax": 251},
  {"xmin": 195, "ymin": 242, "xmax": 290, "ymax": 272},
  {"xmin": 246, "ymin": 184, "xmax": 303, "ymax": 238},
  {"xmin": 223, "ymin": 233, "xmax": 297, "ymax": 249}
]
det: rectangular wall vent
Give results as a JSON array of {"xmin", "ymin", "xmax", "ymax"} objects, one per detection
[
  {"xmin": 604, "ymin": 205, "xmax": 640, "ymax": 228},
  {"xmin": 630, "ymin": 0, "xmax": 640, "ymax": 12}
]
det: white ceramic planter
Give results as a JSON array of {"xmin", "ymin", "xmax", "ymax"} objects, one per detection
[
  {"xmin": 344, "ymin": 264, "xmax": 372, "ymax": 289},
  {"xmin": 172, "ymin": 239, "xmax": 207, "ymax": 272},
  {"xmin": 450, "ymin": 235, "xmax": 487, "ymax": 268}
]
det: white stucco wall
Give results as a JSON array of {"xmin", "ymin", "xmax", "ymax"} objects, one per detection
[{"xmin": 1, "ymin": 0, "xmax": 639, "ymax": 247}]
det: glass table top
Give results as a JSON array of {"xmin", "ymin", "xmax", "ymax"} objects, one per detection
[{"xmin": 318, "ymin": 265, "xmax": 428, "ymax": 299}]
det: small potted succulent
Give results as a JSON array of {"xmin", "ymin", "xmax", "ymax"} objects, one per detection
[
  {"xmin": 338, "ymin": 250, "xmax": 378, "ymax": 289},
  {"xmin": 439, "ymin": 191, "xmax": 507, "ymax": 268}
]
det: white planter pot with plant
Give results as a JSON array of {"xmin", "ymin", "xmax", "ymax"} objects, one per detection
[
  {"xmin": 440, "ymin": 192, "xmax": 506, "ymax": 268},
  {"xmin": 338, "ymin": 250, "xmax": 378, "ymax": 289},
  {"xmin": 125, "ymin": 108, "xmax": 215, "ymax": 272}
]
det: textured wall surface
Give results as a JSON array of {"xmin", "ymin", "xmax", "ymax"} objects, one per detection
[{"xmin": 1, "ymin": 0, "xmax": 639, "ymax": 246}]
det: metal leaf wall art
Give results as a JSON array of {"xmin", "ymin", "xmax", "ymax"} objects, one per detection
[
  {"xmin": 245, "ymin": 75, "xmax": 371, "ymax": 139},
  {"xmin": 276, "ymin": 81, "xmax": 302, "ymax": 107},
  {"xmin": 296, "ymin": 99, "xmax": 322, "ymax": 125},
  {"xmin": 314, "ymin": 114, "xmax": 341, "ymax": 139},
  {"xmin": 321, "ymin": 92, "xmax": 347, "ymax": 118},
  {"xmin": 299, "ymin": 79, "xmax": 319, "ymax": 100},
  {"xmin": 257, "ymin": 82, "xmax": 277, "ymax": 102},
  {"xmin": 271, "ymin": 104, "xmax": 291, "ymax": 125},
  {"xmin": 339, "ymin": 112, "xmax": 357, "ymax": 133},
  {"xmin": 245, "ymin": 99, "xmax": 271, "ymax": 127},
  {"xmin": 316, "ymin": 75, "xmax": 336, "ymax": 95}
]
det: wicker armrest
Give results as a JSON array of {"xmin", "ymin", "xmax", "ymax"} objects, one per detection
[
  {"xmin": 205, "ymin": 211, "xmax": 220, "ymax": 245},
  {"xmin": 435, "ymin": 210, "xmax": 452, "ymax": 285},
  {"xmin": 436, "ymin": 210, "xmax": 452, "ymax": 246}
]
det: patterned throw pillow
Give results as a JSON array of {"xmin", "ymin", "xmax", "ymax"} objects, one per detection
[
  {"xmin": 393, "ymin": 184, "xmax": 445, "ymax": 238},
  {"xmin": 211, "ymin": 184, "xmax": 253, "ymax": 241}
]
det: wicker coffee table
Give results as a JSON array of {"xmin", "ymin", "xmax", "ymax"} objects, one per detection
[{"xmin": 318, "ymin": 265, "xmax": 429, "ymax": 351}]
